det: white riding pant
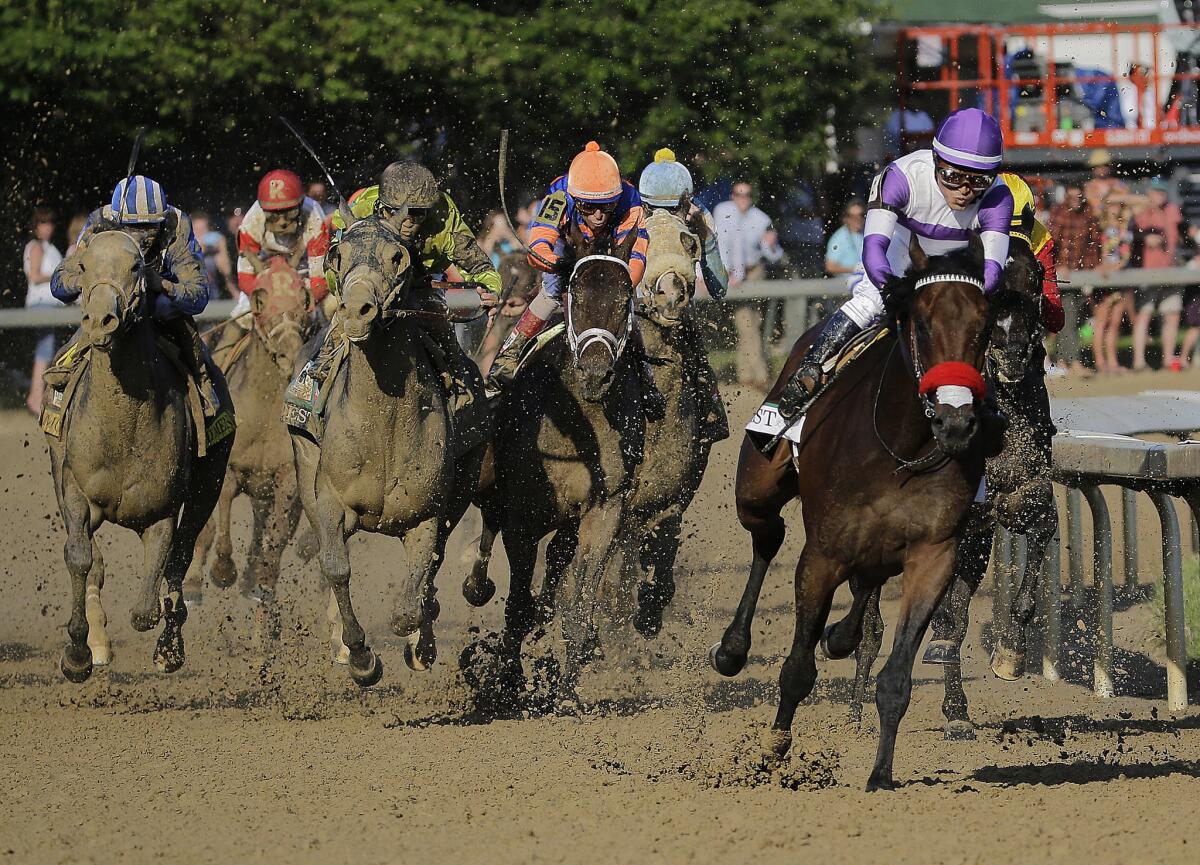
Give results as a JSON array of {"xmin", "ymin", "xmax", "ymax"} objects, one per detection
[
  {"xmin": 840, "ymin": 266, "xmax": 886, "ymax": 329},
  {"xmin": 229, "ymin": 291, "xmax": 252, "ymax": 330}
]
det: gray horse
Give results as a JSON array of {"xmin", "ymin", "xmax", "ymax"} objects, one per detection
[
  {"xmin": 291, "ymin": 217, "xmax": 485, "ymax": 686},
  {"xmin": 186, "ymin": 265, "xmax": 315, "ymax": 617},
  {"xmin": 46, "ymin": 231, "xmax": 232, "ymax": 682}
]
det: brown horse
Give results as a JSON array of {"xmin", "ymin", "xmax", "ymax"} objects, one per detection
[
  {"xmin": 45, "ymin": 231, "xmax": 232, "ymax": 682},
  {"xmin": 186, "ymin": 260, "xmax": 316, "ymax": 614},
  {"xmin": 291, "ymin": 217, "xmax": 485, "ymax": 686},
  {"xmin": 849, "ymin": 240, "xmax": 1056, "ymax": 739},
  {"xmin": 463, "ymin": 222, "xmax": 643, "ymax": 690},
  {"xmin": 711, "ymin": 241, "xmax": 993, "ymax": 790}
]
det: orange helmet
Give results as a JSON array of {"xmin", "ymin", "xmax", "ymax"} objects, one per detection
[
  {"xmin": 567, "ymin": 141, "xmax": 622, "ymax": 204},
  {"xmin": 257, "ymin": 169, "xmax": 303, "ymax": 211}
]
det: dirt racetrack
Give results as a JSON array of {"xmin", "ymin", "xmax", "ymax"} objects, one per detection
[{"xmin": 1, "ymin": 369, "xmax": 1198, "ymax": 865}]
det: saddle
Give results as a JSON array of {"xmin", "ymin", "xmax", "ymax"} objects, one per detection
[
  {"xmin": 40, "ymin": 337, "xmax": 234, "ymax": 458},
  {"xmin": 746, "ymin": 325, "xmax": 890, "ymax": 450}
]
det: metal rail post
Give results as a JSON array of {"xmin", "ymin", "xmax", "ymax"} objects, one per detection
[
  {"xmin": 1041, "ymin": 520, "xmax": 1062, "ymax": 682},
  {"xmin": 1057, "ymin": 291, "xmax": 1082, "ymax": 366},
  {"xmin": 1158, "ymin": 492, "xmax": 1191, "ymax": 712},
  {"xmin": 1122, "ymin": 488, "xmax": 1139, "ymax": 590},
  {"xmin": 1067, "ymin": 487, "xmax": 1085, "ymax": 606},
  {"xmin": 1081, "ymin": 485, "xmax": 1115, "ymax": 699}
]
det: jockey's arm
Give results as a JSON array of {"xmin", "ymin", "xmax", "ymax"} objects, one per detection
[
  {"xmin": 528, "ymin": 191, "xmax": 566, "ymax": 274},
  {"xmin": 862, "ymin": 165, "xmax": 908, "ymax": 289},
  {"xmin": 50, "ymin": 208, "xmax": 103, "ymax": 303},
  {"xmin": 304, "ymin": 209, "xmax": 332, "ymax": 303},
  {"xmin": 692, "ymin": 202, "xmax": 729, "ymax": 299},
  {"xmin": 157, "ymin": 210, "xmax": 211, "ymax": 317},
  {"xmin": 614, "ymin": 203, "xmax": 649, "ymax": 286},
  {"xmin": 976, "ymin": 184, "xmax": 1014, "ymax": 295},
  {"xmin": 436, "ymin": 194, "xmax": 501, "ymax": 298}
]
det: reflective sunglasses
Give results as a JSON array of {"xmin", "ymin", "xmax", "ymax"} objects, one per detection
[
  {"xmin": 576, "ymin": 201, "xmax": 617, "ymax": 215},
  {"xmin": 936, "ymin": 166, "xmax": 995, "ymax": 193}
]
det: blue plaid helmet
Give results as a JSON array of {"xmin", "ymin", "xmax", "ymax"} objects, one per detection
[{"xmin": 110, "ymin": 175, "xmax": 168, "ymax": 224}]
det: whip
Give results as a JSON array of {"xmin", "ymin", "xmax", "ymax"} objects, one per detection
[
  {"xmin": 498, "ymin": 129, "xmax": 557, "ymax": 271},
  {"xmin": 116, "ymin": 126, "xmax": 147, "ymax": 225},
  {"xmin": 279, "ymin": 116, "xmax": 347, "ymax": 205}
]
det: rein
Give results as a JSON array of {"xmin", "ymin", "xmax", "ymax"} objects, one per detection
[{"xmin": 565, "ymin": 255, "xmax": 634, "ymax": 364}]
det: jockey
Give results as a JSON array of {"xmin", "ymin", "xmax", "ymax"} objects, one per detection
[
  {"xmin": 999, "ymin": 172, "xmax": 1064, "ymax": 334},
  {"xmin": 310, "ymin": 161, "xmax": 499, "ymax": 393},
  {"xmin": 638, "ymin": 147, "xmax": 728, "ymax": 298},
  {"xmin": 777, "ymin": 108, "xmax": 1015, "ymax": 419},
  {"xmin": 484, "ymin": 141, "xmax": 650, "ymax": 394},
  {"xmin": 638, "ymin": 147, "xmax": 730, "ymax": 444},
  {"xmin": 49, "ymin": 175, "xmax": 222, "ymax": 416},
  {"xmin": 233, "ymin": 169, "xmax": 331, "ymax": 320}
]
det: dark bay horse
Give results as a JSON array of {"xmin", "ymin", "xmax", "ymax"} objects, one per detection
[
  {"xmin": 849, "ymin": 240, "xmax": 1056, "ymax": 739},
  {"xmin": 463, "ymin": 223, "xmax": 643, "ymax": 689},
  {"xmin": 46, "ymin": 231, "xmax": 232, "ymax": 681},
  {"xmin": 711, "ymin": 241, "xmax": 993, "ymax": 790},
  {"xmin": 291, "ymin": 218, "xmax": 485, "ymax": 685}
]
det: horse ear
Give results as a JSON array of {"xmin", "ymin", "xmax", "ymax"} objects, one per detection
[
  {"xmin": 337, "ymin": 201, "xmax": 356, "ymax": 229},
  {"xmin": 908, "ymin": 234, "xmax": 929, "ymax": 272},
  {"xmin": 250, "ymin": 288, "xmax": 266, "ymax": 314},
  {"xmin": 615, "ymin": 224, "xmax": 640, "ymax": 263}
]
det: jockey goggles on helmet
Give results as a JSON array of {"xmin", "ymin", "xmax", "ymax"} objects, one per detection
[
  {"xmin": 935, "ymin": 162, "xmax": 995, "ymax": 193},
  {"xmin": 576, "ymin": 200, "xmax": 617, "ymax": 216},
  {"xmin": 375, "ymin": 200, "xmax": 431, "ymax": 225}
]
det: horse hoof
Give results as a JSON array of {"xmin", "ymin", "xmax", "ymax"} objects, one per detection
[
  {"xmin": 403, "ymin": 632, "xmax": 435, "ymax": 672},
  {"xmin": 153, "ymin": 651, "xmax": 184, "ymax": 674},
  {"xmin": 130, "ymin": 609, "xmax": 160, "ymax": 633},
  {"xmin": 349, "ymin": 651, "xmax": 383, "ymax": 688},
  {"xmin": 759, "ymin": 727, "xmax": 792, "ymax": 760},
  {"xmin": 865, "ymin": 772, "xmax": 896, "ymax": 792},
  {"xmin": 819, "ymin": 624, "xmax": 855, "ymax": 660},
  {"xmin": 88, "ymin": 640, "xmax": 112, "ymax": 667},
  {"xmin": 462, "ymin": 576, "xmax": 496, "ymax": 608},
  {"xmin": 708, "ymin": 642, "xmax": 746, "ymax": 677},
  {"xmin": 182, "ymin": 590, "xmax": 203, "ymax": 609},
  {"xmin": 332, "ymin": 644, "xmax": 351, "ymax": 666},
  {"xmin": 60, "ymin": 650, "xmax": 93, "ymax": 683},
  {"xmin": 210, "ymin": 556, "xmax": 238, "ymax": 589},
  {"xmin": 944, "ymin": 720, "xmax": 976, "ymax": 741},
  {"xmin": 990, "ymin": 647, "xmax": 1025, "ymax": 681},
  {"xmin": 922, "ymin": 640, "xmax": 960, "ymax": 666}
]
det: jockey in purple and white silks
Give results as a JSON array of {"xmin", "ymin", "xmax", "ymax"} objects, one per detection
[{"xmin": 777, "ymin": 108, "xmax": 1014, "ymax": 419}]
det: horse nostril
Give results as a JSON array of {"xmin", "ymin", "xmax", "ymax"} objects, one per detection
[{"xmin": 357, "ymin": 303, "xmax": 375, "ymax": 319}]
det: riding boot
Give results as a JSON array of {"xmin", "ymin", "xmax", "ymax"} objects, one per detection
[
  {"xmin": 485, "ymin": 307, "xmax": 548, "ymax": 398},
  {"xmin": 775, "ymin": 310, "xmax": 861, "ymax": 420},
  {"xmin": 161, "ymin": 317, "xmax": 221, "ymax": 417}
]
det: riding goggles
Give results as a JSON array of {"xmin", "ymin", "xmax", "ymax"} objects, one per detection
[
  {"xmin": 576, "ymin": 200, "xmax": 618, "ymax": 216},
  {"xmin": 936, "ymin": 166, "xmax": 995, "ymax": 193}
]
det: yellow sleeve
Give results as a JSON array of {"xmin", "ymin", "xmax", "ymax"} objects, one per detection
[
  {"xmin": 1030, "ymin": 218, "xmax": 1051, "ymax": 255},
  {"xmin": 433, "ymin": 194, "xmax": 501, "ymax": 296}
]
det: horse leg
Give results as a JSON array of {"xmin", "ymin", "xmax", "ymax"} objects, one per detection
[
  {"xmin": 85, "ymin": 538, "xmax": 112, "ymax": 667},
  {"xmin": 927, "ymin": 524, "xmax": 991, "ymax": 739},
  {"xmin": 58, "ymin": 477, "xmax": 95, "ymax": 683},
  {"xmin": 209, "ymin": 470, "xmax": 239, "ymax": 589},
  {"xmin": 242, "ymin": 494, "xmax": 270, "ymax": 596},
  {"xmin": 394, "ymin": 517, "xmax": 444, "ymax": 672},
  {"xmin": 498, "ymin": 528, "xmax": 540, "ymax": 691},
  {"xmin": 317, "ymin": 494, "xmax": 379, "ymax": 687},
  {"xmin": 998, "ymin": 492, "xmax": 1057, "ymax": 680},
  {"xmin": 560, "ymin": 499, "xmax": 625, "ymax": 675},
  {"xmin": 848, "ymin": 587, "xmax": 884, "ymax": 726},
  {"xmin": 463, "ymin": 504, "xmax": 500, "ymax": 608},
  {"xmin": 711, "ymin": 480, "xmax": 789, "ymax": 677},
  {"xmin": 184, "ymin": 510, "xmax": 215, "ymax": 606},
  {"xmin": 633, "ymin": 508, "xmax": 684, "ymax": 639},
  {"xmin": 764, "ymin": 547, "xmax": 847, "ymax": 759},
  {"xmin": 540, "ymin": 522, "xmax": 579, "ymax": 625},
  {"xmin": 130, "ymin": 517, "xmax": 174, "ymax": 634},
  {"xmin": 867, "ymin": 539, "xmax": 957, "ymax": 792},
  {"xmin": 821, "ymin": 572, "xmax": 872, "ymax": 659}
]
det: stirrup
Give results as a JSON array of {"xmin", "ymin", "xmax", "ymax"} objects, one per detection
[{"xmin": 776, "ymin": 363, "xmax": 822, "ymax": 420}]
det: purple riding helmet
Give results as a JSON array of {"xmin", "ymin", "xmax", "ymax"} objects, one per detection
[{"xmin": 931, "ymin": 108, "xmax": 1003, "ymax": 172}]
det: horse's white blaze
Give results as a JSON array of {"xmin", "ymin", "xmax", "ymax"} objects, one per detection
[
  {"xmin": 935, "ymin": 384, "xmax": 974, "ymax": 408},
  {"xmin": 997, "ymin": 314, "xmax": 1013, "ymax": 336}
]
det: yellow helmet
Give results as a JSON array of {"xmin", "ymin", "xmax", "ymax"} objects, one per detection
[{"xmin": 999, "ymin": 172, "xmax": 1036, "ymax": 246}]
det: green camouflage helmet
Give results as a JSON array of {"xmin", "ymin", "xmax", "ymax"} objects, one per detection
[{"xmin": 377, "ymin": 161, "xmax": 439, "ymax": 210}]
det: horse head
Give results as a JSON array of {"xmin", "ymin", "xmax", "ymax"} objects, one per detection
[
  {"xmin": 325, "ymin": 219, "xmax": 412, "ymax": 343},
  {"xmin": 900, "ymin": 236, "xmax": 990, "ymax": 457},
  {"xmin": 250, "ymin": 258, "xmax": 314, "ymax": 373},
  {"xmin": 77, "ymin": 231, "xmax": 147, "ymax": 351},
  {"xmin": 642, "ymin": 210, "xmax": 699, "ymax": 325},
  {"xmin": 563, "ymin": 219, "xmax": 639, "ymax": 402},
  {"xmin": 987, "ymin": 241, "xmax": 1043, "ymax": 383}
]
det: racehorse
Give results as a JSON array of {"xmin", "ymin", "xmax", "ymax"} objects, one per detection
[
  {"xmin": 711, "ymin": 239, "xmax": 993, "ymax": 790},
  {"xmin": 45, "ymin": 231, "xmax": 232, "ymax": 682},
  {"xmin": 620, "ymin": 209, "xmax": 720, "ymax": 637},
  {"xmin": 290, "ymin": 217, "xmax": 484, "ymax": 686},
  {"xmin": 848, "ymin": 240, "xmax": 1056, "ymax": 739},
  {"xmin": 463, "ymin": 221, "xmax": 643, "ymax": 691},
  {"xmin": 186, "ymin": 259, "xmax": 316, "ymax": 620}
]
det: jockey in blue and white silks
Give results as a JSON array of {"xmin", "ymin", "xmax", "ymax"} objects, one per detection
[{"xmin": 776, "ymin": 108, "xmax": 1014, "ymax": 419}]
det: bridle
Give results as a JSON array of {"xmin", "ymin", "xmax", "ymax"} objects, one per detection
[
  {"xmin": 87, "ymin": 231, "xmax": 148, "ymax": 333},
  {"xmin": 564, "ymin": 254, "xmax": 634, "ymax": 364}
]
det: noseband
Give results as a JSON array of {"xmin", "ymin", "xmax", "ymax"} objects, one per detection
[
  {"xmin": 903, "ymin": 273, "xmax": 987, "ymax": 417},
  {"xmin": 565, "ymin": 255, "xmax": 634, "ymax": 364},
  {"xmin": 90, "ymin": 232, "xmax": 148, "ymax": 331}
]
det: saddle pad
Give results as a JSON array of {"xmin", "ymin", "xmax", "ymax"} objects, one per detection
[
  {"xmin": 745, "ymin": 401, "xmax": 805, "ymax": 444},
  {"xmin": 282, "ymin": 337, "xmax": 348, "ymax": 444}
]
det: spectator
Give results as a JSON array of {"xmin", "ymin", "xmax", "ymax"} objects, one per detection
[
  {"xmin": 714, "ymin": 182, "xmax": 785, "ymax": 388},
  {"xmin": 1131, "ymin": 178, "xmax": 1184, "ymax": 370},
  {"xmin": 1180, "ymin": 288, "xmax": 1200, "ymax": 369},
  {"xmin": 65, "ymin": 213, "xmax": 87, "ymax": 256},
  {"xmin": 1084, "ymin": 150, "xmax": 1127, "ymax": 217},
  {"xmin": 23, "ymin": 207, "xmax": 64, "ymax": 415},
  {"xmin": 191, "ymin": 210, "xmax": 234, "ymax": 298},
  {"xmin": 515, "ymin": 195, "xmax": 542, "ymax": 243},
  {"xmin": 824, "ymin": 200, "xmax": 865, "ymax": 278},
  {"xmin": 1050, "ymin": 181, "xmax": 1104, "ymax": 375},
  {"xmin": 1093, "ymin": 194, "xmax": 1134, "ymax": 374},
  {"xmin": 307, "ymin": 181, "xmax": 335, "ymax": 217},
  {"xmin": 224, "ymin": 206, "xmax": 245, "ymax": 259},
  {"xmin": 477, "ymin": 210, "xmax": 521, "ymax": 267}
]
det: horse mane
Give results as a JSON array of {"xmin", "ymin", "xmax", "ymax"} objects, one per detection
[
  {"xmin": 1001, "ymin": 240, "xmax": 1041, "ymax": 300},
  {"xmin": 898, "ymin": 244, "xmax": 984, "ymax": 291}
]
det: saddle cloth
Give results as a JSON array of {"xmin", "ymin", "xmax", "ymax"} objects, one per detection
[{"xmin": 40, "ymin": 339, "xmax": 234, "ymax": 458}]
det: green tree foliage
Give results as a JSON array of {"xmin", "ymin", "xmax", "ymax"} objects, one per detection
[{"xmin": 0, "ymin": 0, "xmax": 881, "ymax": 301}]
